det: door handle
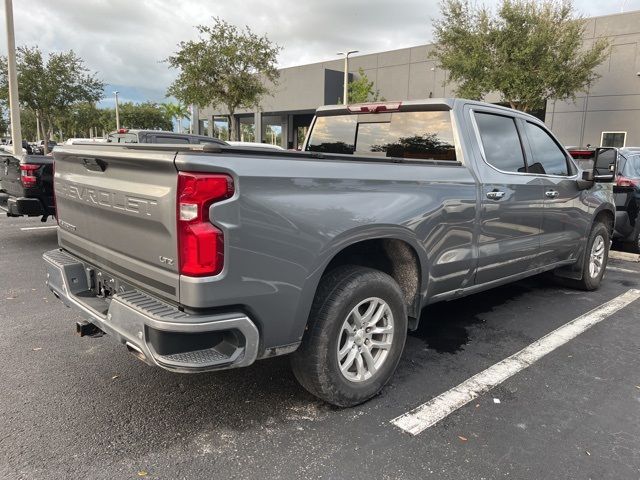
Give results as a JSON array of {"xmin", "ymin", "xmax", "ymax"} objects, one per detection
[
  {"xmin": 486, "ymin": 190, "xmax": 506, "ymax": 200},
  {"xmin": 545, "ymin": 190, "xmax": 559, "ymax": 198}
]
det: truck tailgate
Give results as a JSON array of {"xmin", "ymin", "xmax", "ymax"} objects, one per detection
[{"xmin": 53, "ymin": 145, "xmax": 181, "ymax": 302}]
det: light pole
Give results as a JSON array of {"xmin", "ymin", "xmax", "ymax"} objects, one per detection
[
  {"xmin": 4, "ymin": 0, "xmax": 23, "ymax": 156},
  {"xmin": 337, "ymin": 50, "xmax": 358, "ymax": 105},
  {"xmin": 114, "ymin": 91, "xmax": 120, "ymax": 130}
]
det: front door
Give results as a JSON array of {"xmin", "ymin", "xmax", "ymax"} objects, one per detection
[
  {"xmin": 471, "ymin": 110, "xmax": 544, "ymax": 284},
  {"xmin": 521, "ymin": 121, "xmax": 589, "ymax": 265}
]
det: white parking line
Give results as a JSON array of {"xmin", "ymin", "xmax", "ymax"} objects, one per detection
[
  {"xmin": 609, "ymin": 250, "xmax": 640, "ymax": 262},
  {"xmin": 19, "ymin": 225, "xmax": 58, "ymax": 231},
  {"xmin": 391, "ymin": 289, "xmax": 640, "ymax": 436},
  {"xmin": 0, "ymin": 205, "xmax": 7, "ymax": 212},
  {"xmin": 608, "ymin": 266, "xmax": 639, "ymax": 274}
]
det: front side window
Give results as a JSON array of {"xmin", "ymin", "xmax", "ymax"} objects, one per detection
[
  {"xmin": 474, "ymin": 112, "xmax": 526, "ymax": 173},
  {"xmin": 524, "ymin": 122, "xmax": 569, "ymax": 176},
  {"xmin": 306, "ymin": 111, "xmax": 457, "ymax": 161}
]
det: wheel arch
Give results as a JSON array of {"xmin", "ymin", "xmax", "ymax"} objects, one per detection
[{"xmin": 296, "ymin": 229, "xmax": 426, "ymax": 337}]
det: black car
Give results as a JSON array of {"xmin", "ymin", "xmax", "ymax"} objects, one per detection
[{"xmin": 613, "ymin": 148, "xmax": 640, "ymax": 252}]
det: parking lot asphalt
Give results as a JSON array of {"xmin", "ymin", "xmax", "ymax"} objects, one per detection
[{"xmin": 1, "ymin": 213, "xmax": 640, "ymax": 480}]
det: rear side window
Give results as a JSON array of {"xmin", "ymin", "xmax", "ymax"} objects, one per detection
[
  {"xmin": 306, "ymin": 111, "xmax": 457, "ymax": 161},
  {"xmin": 524, "ymin": 122, "xmax": 569, "ymax": 176},
  {"xmin": 474, "ymin": 112, "xmax": 526, "ymax": 173}
]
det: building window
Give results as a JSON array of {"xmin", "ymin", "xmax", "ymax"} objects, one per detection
[
  {"xmin": 601, "ymin": 131, "xmax": 626, "ymax": 148},
  {"xmin": 213, "ymin": 117, "xmax": 230, "ymax": 141}
]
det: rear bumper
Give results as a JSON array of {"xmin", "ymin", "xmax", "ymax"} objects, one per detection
[
  {"xmin": 6, "ymin": 196, "xmax": 46, "ymax": 217},
  {"xmin": 43, "ymin": 248, "xmax": 260, "ymax": 372}
]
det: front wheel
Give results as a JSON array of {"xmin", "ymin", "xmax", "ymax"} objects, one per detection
[
  {"xmin": 291, "ymin": 266, "xmax": 407, "ymax": 407},
  {"xmin": 566, "ymin": 222, "xmax": 610, "ymax": 291}
]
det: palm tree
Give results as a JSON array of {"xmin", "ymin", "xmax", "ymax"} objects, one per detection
[{"xmin": 160, "ymin": 102, "xmax": 190, "ymax": 133}]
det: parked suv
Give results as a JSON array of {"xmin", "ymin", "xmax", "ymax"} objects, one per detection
[{"xmin": 613, "ymin": 147, "xmax": 640, "ymax": 251}]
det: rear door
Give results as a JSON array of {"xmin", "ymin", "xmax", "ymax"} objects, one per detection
[
  {"xmin": 54, "ymin": 145, "xmax": 181, "ymax": 302},
  {"xmin": 520, "ymin": 121, "xmax": 589, "ymax": 265},
  {"xmin": 470, "ymin": 108, "xmax": 545, "ymax": 284}
]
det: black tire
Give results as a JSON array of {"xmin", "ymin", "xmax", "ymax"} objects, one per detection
[
  {"xmin": 291, "ymin": 265, "xmax": 407, "ymax": 407},
  {"xmin": 564, "ymin": 222, "xmax": 610, "ymax": 291},
  {"xmin": 622, "ymin": 213, "xmax": 640, "ymax": 254}
]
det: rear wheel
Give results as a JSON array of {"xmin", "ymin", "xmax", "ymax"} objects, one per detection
[{"xmin": 291, "ymin": 266, "xmax": 407, "ymax": 407}]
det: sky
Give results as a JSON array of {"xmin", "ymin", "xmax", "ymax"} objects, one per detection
[{"xmin": 1, "ymin": 0, "xmax": 639, "ymax": 107}]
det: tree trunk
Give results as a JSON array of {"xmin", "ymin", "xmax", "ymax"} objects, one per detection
[
  {"xmin": 37, "ymin": 112, "xmax": 49, "ymax": 155},
  {"xmin": 228, "ymin": 112, "xmax": 237, "ymax": 141}
]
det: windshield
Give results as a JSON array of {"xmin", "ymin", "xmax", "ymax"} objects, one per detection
[
  {"xmin": 306, "ymin": 110, "xmax": 457, "ymax": 161},
  {"xmin": 622, "ymin": 154, "xmax": 640, "ymax": 178}
]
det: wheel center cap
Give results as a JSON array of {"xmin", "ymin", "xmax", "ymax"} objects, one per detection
[{"xmin": 354, "ymin": 330, "xmax": 365, "ymax": 346}]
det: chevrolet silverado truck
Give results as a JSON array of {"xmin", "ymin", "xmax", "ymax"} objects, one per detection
[
  {"xmin": 1, "ymin": 152, "xmax": 55, "ymax": 221},
  {"xmin": 44, "ymin": 99, "xmax": 616, "ymax": 406}
]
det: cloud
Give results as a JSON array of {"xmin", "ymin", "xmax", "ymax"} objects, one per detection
[{"xmin": 0, "ymin": 0, "xmax": 637, "ymax": 103}]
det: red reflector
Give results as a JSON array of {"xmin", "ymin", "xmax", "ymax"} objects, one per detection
[
  {"xmin": 20, "ymin": 164, "xmax": 39, "ymax": 188},
  {"xmin": 177, "ymin": 172, "xmax": 234, "ymax": 277},
  {"xmin": 347, "ymin": 102, "xmax": 402, "ymax": 113}
]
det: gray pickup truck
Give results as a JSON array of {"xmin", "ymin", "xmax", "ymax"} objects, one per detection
[{"xmin": 44, "ymin": 99, "xmax": 616, "ymax": 406}]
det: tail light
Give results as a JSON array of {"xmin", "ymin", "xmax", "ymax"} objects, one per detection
[
  {"xmin": 616, "ymin": 176, "xmax": 639, "ymax": 187},
  {"xmin": 177, "ymin": 172, "xmax": 234, "ymax": 277},
  {"xmin": 20, "ymin": 164, "xmax": 39, "ymax": 188}
]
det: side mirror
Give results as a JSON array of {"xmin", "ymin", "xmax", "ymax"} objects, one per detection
[{"xmin": 593, "ymin": 147, "xmax": 617, "ymax": 183}]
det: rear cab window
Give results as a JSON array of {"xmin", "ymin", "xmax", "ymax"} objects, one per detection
[
  {"xmin": 305, "ymin": 110, "xmax": 457, "ymax": 161},
  {"xmin": 107, "ymin": 133, "xmax": 139, "ymax": 143}
]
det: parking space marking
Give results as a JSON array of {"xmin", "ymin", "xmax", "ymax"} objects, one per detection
[
  {"xmin": 19, "ymin": 225, "xmax": 58, "ymax": 231},
  {"xmin": 391, "ymin": 289, "xmax": 640, "ymax": 436},
  {"xmin": 0, "ymin": 205, "xmax": 7, "ymax": 212},
  {"xmin": 608, "ymin": 266, "xmax": 639, "ymax": 274},
  {"xmin": 609, "ymin": 250, "xmax": 640, "ymax": 262}
]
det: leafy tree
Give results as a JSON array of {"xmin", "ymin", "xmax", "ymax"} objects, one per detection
[
  {"xmin": 0, "ymin": 46, "xmax": 104, "ymax": 153},
  {"xmin": 58, "ymin": 102, "xmax": 102, "ymax": 138},
  {"xmin": 19, "ymin": 108, "xmax": 38, "ymax": 141},
  {"xmin": 166, "ymin": 17, "xmax": 281, "ymax": 140},
  {"xmin": 107, "ymin": 102, "xmax": 173, "ymax": 131},
  {"xmin": 431, "ymin": 0, "xmax": 610, "ymax": 112},
  {"xmin": 348, "ymin": 68, "xmax": 382, "ymax": 103},
  {"xmin": 160, "ymin": 102, "xmax": 190, "ymax": 133}
]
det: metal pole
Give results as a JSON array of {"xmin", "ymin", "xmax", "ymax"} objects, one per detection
[
  {"xmin": 114, "ymin": 91, "xmax": 120, "ymax": 130},
  {"xmin": 338, "ymin": 50, "xmax": 358, "ymax": 105},
  {"xmin": 4, "ymin": 0, "xmax": 22, "ymax": 156},
  {"xmin": 343, "ymin": 55, "xmax": 349, "ymax": 105}
]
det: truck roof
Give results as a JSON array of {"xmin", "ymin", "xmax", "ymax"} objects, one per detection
[{"xmin": 315, "ymin": 98, "xmax": 542, "ymax": 122}]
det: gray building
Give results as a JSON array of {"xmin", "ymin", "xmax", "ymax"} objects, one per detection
[{"xmin": 198, "ymin": 9, "xmax": 640, "ymax": 149}]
